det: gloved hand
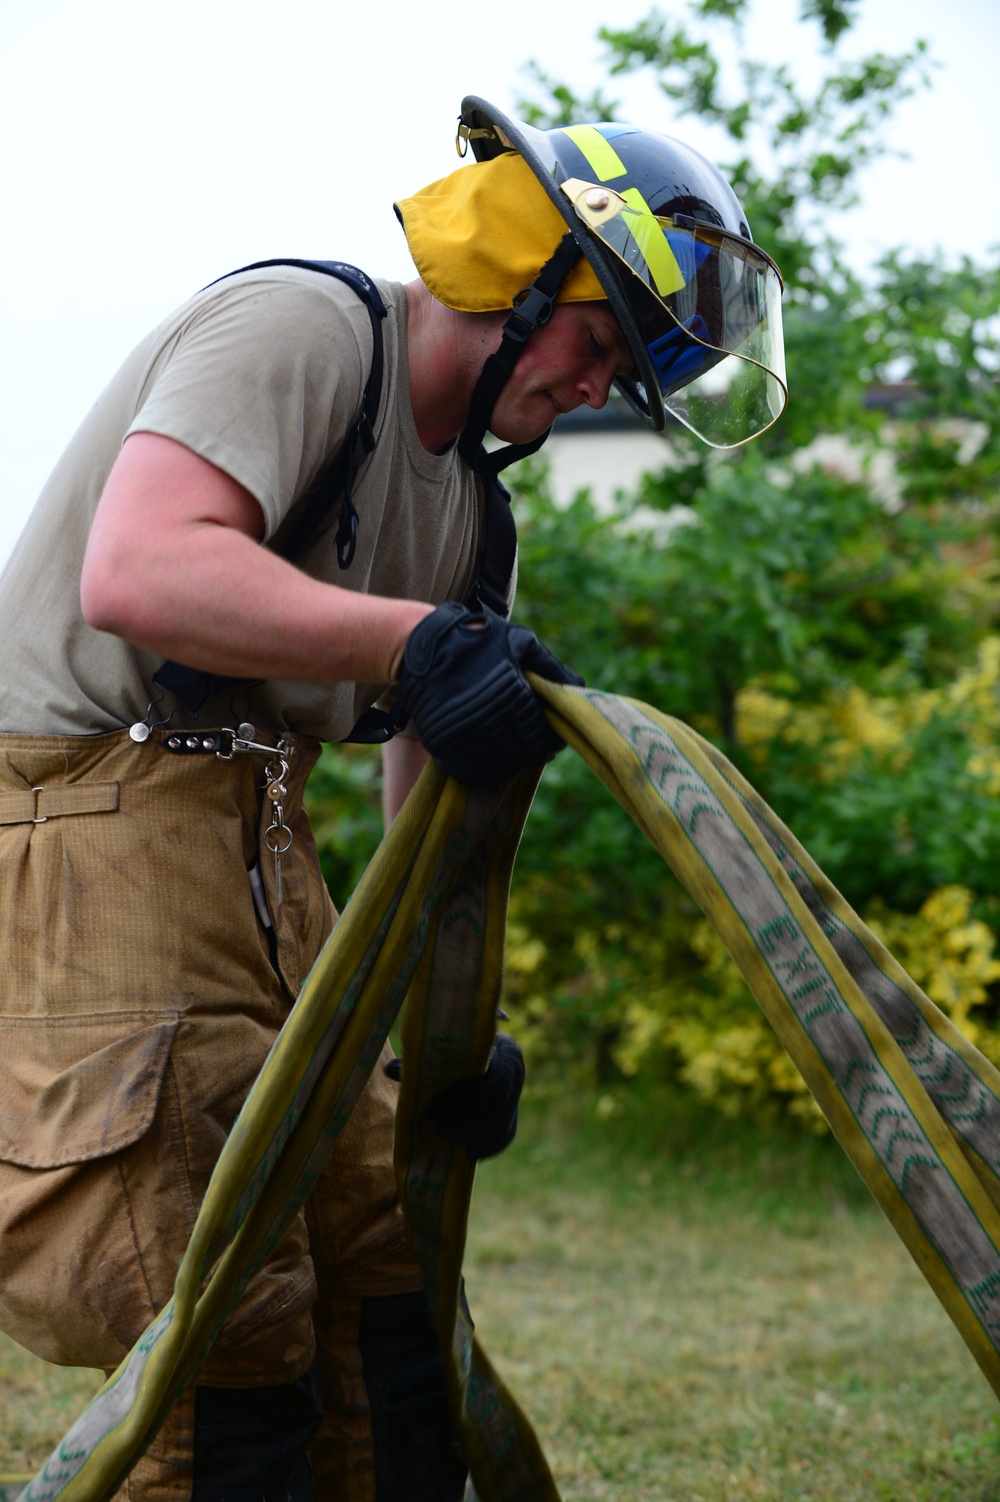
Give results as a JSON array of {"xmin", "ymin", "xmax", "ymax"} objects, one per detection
[
  {"xmin": 395, "ymin": 601, "xmax": 584, "ymax": 784},
  {"xmin": 384, "ymin": 1033, "xmax": 526, "ymax": 1160}
]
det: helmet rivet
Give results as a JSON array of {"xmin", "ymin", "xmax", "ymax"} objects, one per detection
[{"xmin": 585, "ymin": 189, "xmax": 610, "ymax": 211}]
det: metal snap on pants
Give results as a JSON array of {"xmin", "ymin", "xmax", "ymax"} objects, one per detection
[{"xmin": 0, "ymin": 727, "xmax": 464, "ymax": 1501}]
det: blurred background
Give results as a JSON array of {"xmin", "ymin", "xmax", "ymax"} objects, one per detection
[
  {"xmin": 1, "ymin": 0, "xmax": 997, "ymax": 556},
  {"xmin": 2, "ymin": 1, "xmax": 1000, "ymax": 1494}
]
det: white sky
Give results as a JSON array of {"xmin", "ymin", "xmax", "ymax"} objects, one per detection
[{"xmin": 1, "ymin": 0, "xmax": 998, "ymax": 567}]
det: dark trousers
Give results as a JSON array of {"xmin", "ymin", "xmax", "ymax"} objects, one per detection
[{"xmin": 192, "ymin": 1292, "xmax": 468, "ymax": 1502}]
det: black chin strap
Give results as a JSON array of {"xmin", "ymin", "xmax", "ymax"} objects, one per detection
[{"xmin": 457, "ymin": 233, "xmax": 582, "ymax": 475}]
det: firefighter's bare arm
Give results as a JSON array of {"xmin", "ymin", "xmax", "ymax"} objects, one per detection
[
  {"xmin": 382, "ymin": 736, "xmax": 431, "ymax": 826},
  {"xmin": 80, "ymin": 432, "xmax": 434, "ymax": 687}
]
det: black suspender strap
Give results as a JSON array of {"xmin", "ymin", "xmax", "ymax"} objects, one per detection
[
  {"xmin": 205, "ymin": 259, "xmax": 388, "ymax": 571},
  {"xmin": 469, "ymin": 470, "xmax": 517, "ymax": 617},
  {"xmin": 151, "ymin": 258, "xmax": 518, "ymax": 735},
  {"xmin": 153, "ymin": 260, "xmax": 387, "ymax": 715},
  {"xmin": 457, "ymin": 232, "xmax": 582, "ymax": 473}
]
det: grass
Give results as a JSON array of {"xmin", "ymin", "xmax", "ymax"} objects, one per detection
[
  {"xmin": 2, "ymin": 1086, "xmax": 999, "ymax": 1499},
  {"xmin": 0, "ymin": 1341, "xmax": 101, "ymax": 1480},
  {"xmin": 462, "ymin": 1086, "xmax": 1000, "ymax": 1502}
]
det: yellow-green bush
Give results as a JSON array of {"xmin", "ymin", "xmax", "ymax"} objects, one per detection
[
  {"xmin": 503, "ymin": 644, "xmax": 1000, "ymax": 1125},
  {"xmin": 505, "ymin": 881, "xmax": 1000, "ymax": 1128},
  {"xmin": 737, "ymin": 635, "xmax": 1000, "ymax": 784},
  {"xmin": 867, "ymin": 886, "xmax": 1000, "ymax": 1059}
]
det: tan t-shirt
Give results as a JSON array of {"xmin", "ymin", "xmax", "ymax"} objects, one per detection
[{"xmin": 0, "ymin": 267, "xmax": 493, "ymax": 739}]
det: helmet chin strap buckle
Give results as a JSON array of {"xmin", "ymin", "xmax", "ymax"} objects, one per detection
[{"xmin": 505, "ymin": 284, "xmax": 556, "ymax": 343}]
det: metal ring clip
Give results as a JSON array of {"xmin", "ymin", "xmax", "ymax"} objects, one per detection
[{"xmin": 264, "ymin": 822, "xmax": 294, "ymax": 856}]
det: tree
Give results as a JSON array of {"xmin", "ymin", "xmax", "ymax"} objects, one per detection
[
  {"xmin": 494, "ymin": 2, "xmax": 1000, "ymax": 1112},
  {"xmin": 305, "ymin": 2, "xmax": 1000, "ymax": 1118}
]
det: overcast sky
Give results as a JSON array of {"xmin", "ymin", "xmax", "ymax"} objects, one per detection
[{"xmin": 1, "ymin": 0, "xmax": 998, "ymax": 567}]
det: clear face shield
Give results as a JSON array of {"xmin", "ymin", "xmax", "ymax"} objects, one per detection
[{"xmin": 561, "ymin": 178, "xmax": 788, "ymax": 448}]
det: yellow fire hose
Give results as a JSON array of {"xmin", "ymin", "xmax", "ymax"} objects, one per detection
[{"xmin": 9, "ymin": 682, "xmax": 1000, "ymax": 1501}]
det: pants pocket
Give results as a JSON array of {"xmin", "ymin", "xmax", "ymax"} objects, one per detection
[{"xmin": 0, "ymin": 1009, "xmax": 182, "ymax": 1367}]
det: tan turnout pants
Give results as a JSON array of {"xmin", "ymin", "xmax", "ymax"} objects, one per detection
[{"xmin": 0, "ymin": 726, "xmax": 424, "ymax": 1499}]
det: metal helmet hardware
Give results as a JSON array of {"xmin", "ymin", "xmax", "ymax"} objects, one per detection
[{"xmin": 456, "ymin": 96, "xmax": 788, "ymax": 450}]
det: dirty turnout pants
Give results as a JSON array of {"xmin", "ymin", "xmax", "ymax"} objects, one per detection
[{"xmin": 0, "ymin": 727, "xmax": 467, "ymax": 1502}]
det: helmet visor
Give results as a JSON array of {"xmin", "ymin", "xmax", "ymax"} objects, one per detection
[{"xmin": 561, "ymin": 178, "xmax": 787, "ymax": 447}]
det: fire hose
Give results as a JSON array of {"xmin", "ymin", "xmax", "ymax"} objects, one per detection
[{"xmin": 11, "ymin": 681, "xmax": 1000, "ymax": 1502}]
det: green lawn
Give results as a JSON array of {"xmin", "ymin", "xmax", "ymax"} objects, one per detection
[
  {"xmin": 0, "ymin": 1341, "xmax": 101, "ymax": 1482},
  {"xmin": 463, "ymin": 1089, "xmax": 1000, "ymax": 1502},
  {"xmin": 2, "ymin": 1087, "xmax": 999, "ymax": 1500}
]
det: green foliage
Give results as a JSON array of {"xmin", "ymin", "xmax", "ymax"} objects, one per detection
[
  {"xmin": 866, "ymin": 254, "xmax": 1000, "ymax": 442},
  {"xmin": 868, "ymin": 885, "xmax": 1000, "ymax": 1054},
  {"xmin": 301, "ymin": 1, "xmax": 1000, "ymax": 1128},
  {"xmin": 500, "ymin": 239, "xmax": 1000, "ymax": 1122},
  {"xmin": 738, "ymin": 644, "xmax": 1000, "ymax": 911},
  {"xmin": 513, "ymin": 440, "xmax": 992, "ymax": 737},
  {"xmin": 299, "ymin": 339, "xmax": 998, "ymax": 1126},
  {"xmin": 800, "ymin": 0, "xmax": 861, "ymax": 45},
  {"xmin": 504, "ymin": 456, "xmax": 1000, "ymax": 1119},
  {"xmin": 305, "ymin": 742, "xmax": 382, "ymax": 904},
  {"xmin": 518, "ymin": 0, "xmax": 933, "ymax": 304},
  {"xmin": 516, "ymin": 62, "xmax": 621, "ymax": 128}
]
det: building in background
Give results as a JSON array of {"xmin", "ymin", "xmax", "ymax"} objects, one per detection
[{"xmin": 543, "ymin": 402, "xmax": 675, "ymax": 513}]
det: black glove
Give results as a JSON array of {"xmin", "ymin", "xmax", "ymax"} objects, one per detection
[
  {"xmin": 395, "ymin": 601, "xmax": 584, "ymax": 784},
  {"xmin": 384, "ymin": 1033, "xmax": 526, "ymax": 1161}
]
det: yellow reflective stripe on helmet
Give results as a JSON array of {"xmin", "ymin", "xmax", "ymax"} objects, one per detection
[
  {"xmin": 559, "ymin": 125, "xmax": 688, "ymax": 297},
  {"xmin": 560, "ymin": 125, "xmax": 628, "ymax": 182},
  {"xmin": 622, "ymin": 187, "xmax": 687, "ymax": 296}
]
